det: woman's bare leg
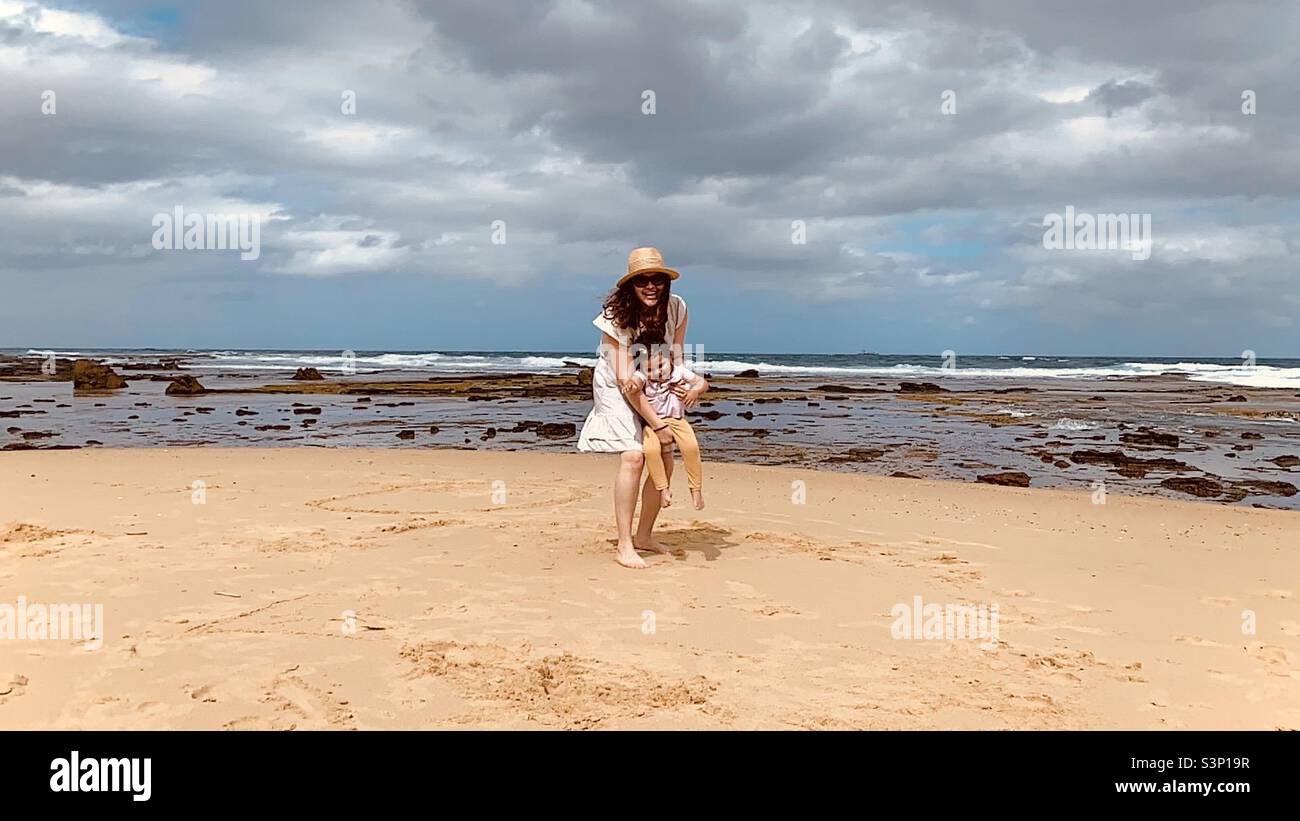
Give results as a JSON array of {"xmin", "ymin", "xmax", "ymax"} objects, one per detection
[
  {"xmin": 634, "ymin": 447, "xmax": 675, "ymax": 554},
  {"xmin": 615, "ymin": 451, "xmax": 648, "ymax": 568}
]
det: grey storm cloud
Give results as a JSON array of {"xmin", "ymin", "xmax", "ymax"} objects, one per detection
[{"xmin": 0, "ymin": 0, "xmax": 1297, "ymax": 348}]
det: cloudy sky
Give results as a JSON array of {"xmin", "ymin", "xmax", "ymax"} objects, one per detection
[{"xmin": 1, "ymin": 0, "xmax": 1297, "ymax": 355}]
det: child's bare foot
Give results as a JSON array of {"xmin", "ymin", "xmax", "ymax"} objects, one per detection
[
  {"xmin": 659, "ymin": 488, "xmax": 672, "ymax": 508},
  {"xmin": 615, "ymin": 541, "xmax": 648, "ymax": 569},
  {"xmin": 690, "ymin": 489, "xmax": 705, "ymax": 510}
]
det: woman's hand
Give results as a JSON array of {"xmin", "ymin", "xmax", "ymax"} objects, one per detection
[
  {"xmin": 655, "ymin": 425, "xmax": 674, "ymax": 445},
  {"xmin": 671, "ymin": 380, "xmax": 707, "ymax": 409}
]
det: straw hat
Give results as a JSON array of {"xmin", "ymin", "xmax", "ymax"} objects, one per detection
[{"xmin": 617, "ymin": 246, "xmax": 680, "ymax": 288}]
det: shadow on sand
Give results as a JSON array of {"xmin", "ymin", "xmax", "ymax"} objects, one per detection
[{"xmin": 655, "ymin": 523, "xmax": 739, "ymax": 561}]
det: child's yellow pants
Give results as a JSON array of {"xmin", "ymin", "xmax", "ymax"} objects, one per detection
[{"xmin": 642, "ymin": 417, "xmax": 702, "ymax": 491}]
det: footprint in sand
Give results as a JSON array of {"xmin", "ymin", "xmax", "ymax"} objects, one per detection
[
  {"xmin": 186, "ymin": 684, "xmax": 218, "ymax": 703},
  {"xmin": 1246, "ymin": 643, "xmax": 1296, "ymax": 675},
  {"xmin": 0, "ymin": 673, "xmax": 29, "ymax": 703},
  {"xmin": 1200, "ymin": 596, "xmax": 1235, "ymax": 607},
  {"xmin": 1259, "ymin": 590, "xmax": 1293, "ymax": 600},
  {"xmin": 1173, "ymin": 635, "xmax": 1224, "ymax": 647},
  {"xmin": 751, "ymin": 602, "xmax": 801, "ymax": 617}
]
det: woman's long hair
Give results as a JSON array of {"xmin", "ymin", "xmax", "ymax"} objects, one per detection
[{"xmin": 600, "ymin": 278, "xmax": 671, "ymax": 337}]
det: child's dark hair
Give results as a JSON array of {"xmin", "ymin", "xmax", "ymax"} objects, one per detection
[{"xmin": 631, "ymin": 328, "xmax": 670, "ymax": 372}]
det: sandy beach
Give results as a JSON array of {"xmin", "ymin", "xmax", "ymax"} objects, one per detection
[{"xmin": 2, "ymin": 447, "xmax": 1296, "ymax": 730}]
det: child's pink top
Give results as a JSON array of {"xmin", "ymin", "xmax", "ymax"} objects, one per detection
[{"xmin": 635, "ymin": 365, "xmax": 697, "ymax": 420}]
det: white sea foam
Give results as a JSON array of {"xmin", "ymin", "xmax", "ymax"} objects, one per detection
[
  {"xmin": 130, "ymin": 350, "xmax": 1300, "ymax": 388},
  {"xmin": 1051, "ymin": 418, "xmax": 1096, "ymax": 431}
]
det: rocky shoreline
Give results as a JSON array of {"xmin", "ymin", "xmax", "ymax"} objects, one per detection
[{"xmin": 2, "ymin": 353, "xmax": 1298, "ymax": 509}]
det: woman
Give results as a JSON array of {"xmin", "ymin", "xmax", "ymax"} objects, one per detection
[{"xmin": 578, "ymin": 247, "xmax": 708, "ymax": 568}]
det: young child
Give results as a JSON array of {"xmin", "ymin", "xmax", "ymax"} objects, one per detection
[{"xmin": 632, "ymin": 335, "xmax": 705, "ymax": 510}]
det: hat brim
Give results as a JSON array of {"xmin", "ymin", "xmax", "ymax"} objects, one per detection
[{"xmin": 617, "ymin": 267, "xmax": 680, "ymax": 288}]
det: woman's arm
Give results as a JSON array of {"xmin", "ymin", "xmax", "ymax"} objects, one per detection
[{"xmin": 602, "ymin": 332, "xmax": 640, "ymax": 397}]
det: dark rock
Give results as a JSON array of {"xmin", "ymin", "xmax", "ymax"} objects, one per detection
[
  {"xmin": 235, "ymin": 408, "xmax": 258, "ymax": 416},
  {"xmin": 738, "ymin": 411, "xmax": 754, "ymax": 420},
  {"xmin": 291, "ymin": 367, "xmax": 324, "ymax": 381},
  {"xmin": 1232, "ymin": 479, "xmax": 1298, "ymax": 498},
  {"xmin": 576, "ymin": 367, "xmax": 594, "ymax": 387},
  {"xmin": 72, "ymin": 359, "xmax": 127, "ymax": 390},
  {"xmin": 429, "ymin": 426, "xmax": 439, "ymax": 434},
  {"xmin": 1069, "ymin": 449, "xmax": 1191, "ymax": 478},
  {"xmin": 1160, "ymin": 477, "xmax": 1224, "ymax": 498},
  {"xmin": 1120, "ymin": 429, "xmax": 1179, "ymax": 448},
  {"xmin": 976, "ymin": 472, "xmax": 1031, "ymax": 487},
  {"xmin": 21, "ymin": 431, "xmax": 55, "ymax": 440},
  {"xmin": 165, "ymin": 375, "xmax": 207, "ymax": 395},
  {"xmin": 813, "ymin": 384, "xmax": 880, "ymax": 394},
  {"xmin": 1241, "ymin": 432, "xmax": 1264, "ymax": 440},
  {"xmin": 562, "ymin": 361, "xmax": 585, "ymax": 368},
  {"xmin": 693, "ymin": 410, "xmax": 725, "ymax": 420},
  {"xmin": 735, "ymin": 369, "xmax": 760, "ymax": 378},
  {"xmin": 890, "ymin": 471, "xmax": 921, "ymax": 479},
  {"xmin": 255, "ymin": 424, "xmax": 291, "ymax": 431},
  {"xmin": 86, "ymin": 440, "xmax": 102, "ymax": 446},
  {"xmin": 1270, "ymin": 455, "xmax": 1300, "ymax": 468},
  {"xmin": 828, "ymin": 448, "xmax": 886, "ymax": 463},
  {"xmin": 396, "ymin": 429, "xmax": 416, "ymax": 439},
  {"xmin": 535, "ymin": 422, "xmax": 576, "ymax": 439},
  {"xmin": 1053, "ymin": 460, "xmax": 1071, "ymax": 468},
  {"xmin": 1225, "ymin": 395, "xmax": 1247, "ymax": 402},
  {"xmin": 482, "ymin": 427, "xmax": 497, "ymax": 440},
  {"xmin": 292, "ymin": 407, "xmax": 322, "ymax": 415},
  {"xmin": 898, "ymin": 381, "xmax": 947, "ymax": 393}
]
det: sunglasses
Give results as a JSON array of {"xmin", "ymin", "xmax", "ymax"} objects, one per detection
[{"xmin": 631, "ymin": 274, "xmax": 669, "ymax": 288}]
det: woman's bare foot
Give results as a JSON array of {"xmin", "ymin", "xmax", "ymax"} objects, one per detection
[
  {"xmin": 615, "ymin": 541, "xmax": 648, "ymax": 568},
  {"xmin": 633, "ymin": 536, "xmax": 673, "ymax": 555},
  {"xmin": 690, "ymin": 489, "xmax": 705, "ymax": 510},
  {"xmin": 659, "ymin": 487, "xmax": 672, "ymax": 508}
]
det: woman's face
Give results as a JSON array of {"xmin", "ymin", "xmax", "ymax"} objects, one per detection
[{"xmin": 630, "ymin": 273, "xmax": 669, "ymax": 308}]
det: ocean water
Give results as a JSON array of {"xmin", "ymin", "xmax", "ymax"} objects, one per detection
[{"xmin": 9, "ymin": 349, "xmax": 1300, "ymax": 389}]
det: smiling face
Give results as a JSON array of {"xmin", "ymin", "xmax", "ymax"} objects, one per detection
[{"xmin": 630, "ymin": 273, "xmax": 669, "ymax": 308}]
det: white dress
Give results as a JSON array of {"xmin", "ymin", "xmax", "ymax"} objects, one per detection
[{"xmin": 577, "ymin": 294, "xmax": 687, "ymax": 453}]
